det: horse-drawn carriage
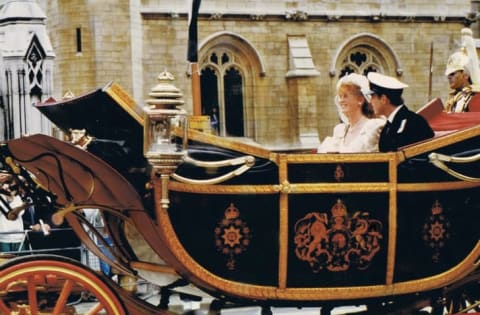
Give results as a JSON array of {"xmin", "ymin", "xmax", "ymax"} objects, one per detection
[{"xmin": 0, "ymin": 75, "xmax": 480, "ymax": 315}]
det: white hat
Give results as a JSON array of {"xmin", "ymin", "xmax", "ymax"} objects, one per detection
[
  {"xmin": 366, "ymin": 72, "xmax": 408, "ymax": 95},
  {"xmin": 336, "ymin": 73, "xmax": 371, "ymax": 100},
  {"xmin": 445, "ymin": 51, "xmax": 470, "ymax": 76}
]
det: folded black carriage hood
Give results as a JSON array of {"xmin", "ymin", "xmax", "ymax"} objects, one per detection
[
  {"xmin": 35, "ymin": 81, "xmax": 145, "ymax": 142},
  {"xmin": 35, "ymin": 82, "xmax": 150, "ymax": 197}
]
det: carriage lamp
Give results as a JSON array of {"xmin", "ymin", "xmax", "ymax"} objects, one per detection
[
  {"xmin": 143, "ymin": 71, "xmax": 188, "ymax": 209},
  {"xmin": 143, "ymin": 107, "xmax": 187, "ymax": 158}
]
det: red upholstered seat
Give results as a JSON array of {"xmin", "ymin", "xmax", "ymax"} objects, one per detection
[
  {"xmin": 468, "ymin": 93, "xmax": 480, "ymax": 112},
  {"xmin": 417, "ymin": 97, "xmax": 480, "ymax": 137}
]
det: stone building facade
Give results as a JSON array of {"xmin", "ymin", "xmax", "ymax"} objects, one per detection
[
  {"xmin": 35, "ymin": 0, "xmax": 477, "ymax": 149},
  {"xmin": 0, "ymin": 0, "xmax": 55, "ymax": 140}
]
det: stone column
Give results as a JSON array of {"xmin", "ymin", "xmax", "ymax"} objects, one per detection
[{"xmin": 287, "ymin": 77, "xmax": 319, "ymax": 148}]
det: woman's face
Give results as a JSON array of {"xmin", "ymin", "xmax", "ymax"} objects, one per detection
[{"xmin": 337, "ymin": 85, "xmax": 364, "ymax": 117}]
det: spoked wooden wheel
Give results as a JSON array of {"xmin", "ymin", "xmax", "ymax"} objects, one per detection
[{"xmin": 0, "ymin": 254, "xmax": 126, "ymax": 315}]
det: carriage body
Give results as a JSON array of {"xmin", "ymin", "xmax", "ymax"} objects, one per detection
[{"xmin": 1, "ymin": 82, "xmax": 480, "ymax": 314}]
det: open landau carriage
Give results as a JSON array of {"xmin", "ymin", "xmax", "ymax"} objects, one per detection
[{"xmin": 2, "ymin": 29, "xmax": 480, "ymax": 314}]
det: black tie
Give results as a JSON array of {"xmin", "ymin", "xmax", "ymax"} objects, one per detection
[
  {"xmin": 384, "ymin": 121, "xmax": 391, "ymax": 133},
  {"xmin": 379, "ymin": 121, "xmax": 392, "ymax": 152}
]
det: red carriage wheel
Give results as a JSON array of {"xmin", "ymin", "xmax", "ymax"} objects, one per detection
[{"xmin": 0, "ymin": 254, "xmax": 126, "ymax": 315}]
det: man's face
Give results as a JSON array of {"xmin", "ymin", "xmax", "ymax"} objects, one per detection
[
  {"xmin": 447, "ymin": 70, "xmax": 469, "ymax": 90},
  {"xmin": 369, "ymin": 93, "xmax": 386, "ymax": 117}
]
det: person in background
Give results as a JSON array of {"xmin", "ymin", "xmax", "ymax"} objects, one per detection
[
  {"xmin": 317, "ymin": 73, "xmax": 385, "ymax": 153},
  {"xmin": 367, "ymin": 72, "xmax": 434, "ymax": 152},
  {"xmin": 444, "ymin": 51, "xmax": 480, "ymax": 112},
  {"xmin": 210, "ymin": 106, "xmax": 219, "ymax": 135},
  {"xmin": 444, "ymin": 28, "xmax": 480, "ymax": 112},
  {"xmin": 22, "ymin": 196, "xmax": 51, "ymax": 235},
  {"xmin": 0, "ymin": 177, "xmax": 26, "ymax": 252}
]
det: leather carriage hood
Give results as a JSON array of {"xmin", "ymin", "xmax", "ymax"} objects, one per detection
[{"xmin": 4, "ymin": 134, "xmax": 144, "ymax": 212}]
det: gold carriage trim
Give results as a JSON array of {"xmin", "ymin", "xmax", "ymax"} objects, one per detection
[
  {"xmin": 402, "ymin": 124, "xmax": 480, "ymax": 159},
  {"xmin": 169, "ymin": 181, "xmax": 279, "ymax": 194},
  {"xmin": 186, "ymin": 129, "xmax": 275, "ymax": 161},
  {"xmin": 284, "ymin": 152, "xmax": 393, "ymax": 164},
  {"xmin": 105, "ymin": 82, "xmax": 144, "ymax": 125}
]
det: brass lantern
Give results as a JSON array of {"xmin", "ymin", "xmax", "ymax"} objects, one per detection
[{"xmin": 143, "ymin": 71, "xmax": 187, "ymax": 208}]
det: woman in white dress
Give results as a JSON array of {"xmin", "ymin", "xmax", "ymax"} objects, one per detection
[{"xmin": 317, "ymin": 73, "xmax": 385, "ymax": 153}]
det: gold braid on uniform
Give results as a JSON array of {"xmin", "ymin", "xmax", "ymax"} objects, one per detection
[{"xmin": 445, "ymin": 86, "xmax": 473, "ymax": 112}]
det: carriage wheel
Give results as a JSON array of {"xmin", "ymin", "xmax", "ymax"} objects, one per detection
[{"xmin": 0, "ymin": 254, "xmax": 126, "ymax": 315}]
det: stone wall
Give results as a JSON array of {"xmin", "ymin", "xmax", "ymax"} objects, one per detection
[{"xmin": 37, "ymin": 0, "xmax": 475, "ymax": 148}]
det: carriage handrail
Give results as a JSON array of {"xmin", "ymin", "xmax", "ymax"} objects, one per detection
[
  {"xmin": 171, "ymin": 154, "xmax": 255, "ymax": 185},
  {"xmin": 428, "ymin": 152, "xmax": 480, "ymax": 182}
]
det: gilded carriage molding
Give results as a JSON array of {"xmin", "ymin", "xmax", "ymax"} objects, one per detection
[
  {"xmin": 401, "ymin": 124, "xmax": 480, "ymax": 158},
  {"xmin": 386, "ymin": 153, "xmax": 398, "ymax": 286},
  {"xmin": 284, "ymin": 152, "xmax": 394, "ymax": 163},
  {"xmin": 278, "ymin": 154, "xmax": 289, "ymax": 289},
  {"xmin": 186, "ymin": 129, "xmax": 275, "ymax": 160},
  {"xmin": 169, "ymin": 181, "xmax": 278, "ymax": 194},
  {"xmin": 398, "ymin": 181, "xmax": 480, "ymax": 192},
  {"xmin": 104, "ymin": 82, "xmax": 145, "ymax": 125}
]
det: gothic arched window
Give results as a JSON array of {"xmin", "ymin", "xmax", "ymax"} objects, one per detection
[
  {"xmin": 26, "ymin": 39, "xmax": 45, "ymax": 99},
  {"xmin": 332, "ymin": 33, "xmax": 403, "ymax": 79},
  {"xmin": 201, "ymin": 50, "xmax": 245, "ymax": 137},
  {"xmin": 339, "ymin": 47, "xmax": 382, "ymax": 78},
  {"xmin": 199, "ymin": 32, "xmax": 265, "ymax": 139}
]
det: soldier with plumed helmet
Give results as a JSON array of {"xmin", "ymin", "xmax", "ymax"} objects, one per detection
[{"xmin": 444, "ymin": 28, "xmax": 480, "ymax": 112}]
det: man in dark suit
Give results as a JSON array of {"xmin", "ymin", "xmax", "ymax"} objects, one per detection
[{"xmin": 367, "ymin": 72, "xmax": 434, "ymax": 152}]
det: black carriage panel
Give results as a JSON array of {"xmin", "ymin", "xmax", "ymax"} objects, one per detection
[
  {"xmin": 287, "ymin": 193, "xmax": 389, "ymax": 288},
  {"xmin": 394, "ymin": 188, "xmax": 480, "ymax": 282},
  {"xmin": 22, "ymin": 229, "xmax": 82, "ymax": 261},
  {"xmin": 168, "ymin": 191, "xmax": 280, "ymax": 286},
  {"xmin": 288, "ymin": 162, "xmax": 388, "ymax": 183},
  {"xmin": 398, "ymin": 135, "xmax": 480, "ymax": 183}
]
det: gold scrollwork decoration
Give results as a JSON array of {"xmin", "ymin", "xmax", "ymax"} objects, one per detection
[
  {"xmin": 294, "ymin": 199, "xmax": 383, "ymax": 272},
  {"xmin": 214, "ymin": 203, "xmax": 252, "ymax": 270},
  {"xmin": 422, "ymin": 199, "xmax": 451, "ymax": 263}
]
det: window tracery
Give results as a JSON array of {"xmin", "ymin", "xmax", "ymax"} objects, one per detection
[
  {"xmin": 201, "ymin": 49, "xmax": 245, "ymax": 137},
  {"xmin": 339, "ymin": 47, "xmax": 382, "ymax": 77}
]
